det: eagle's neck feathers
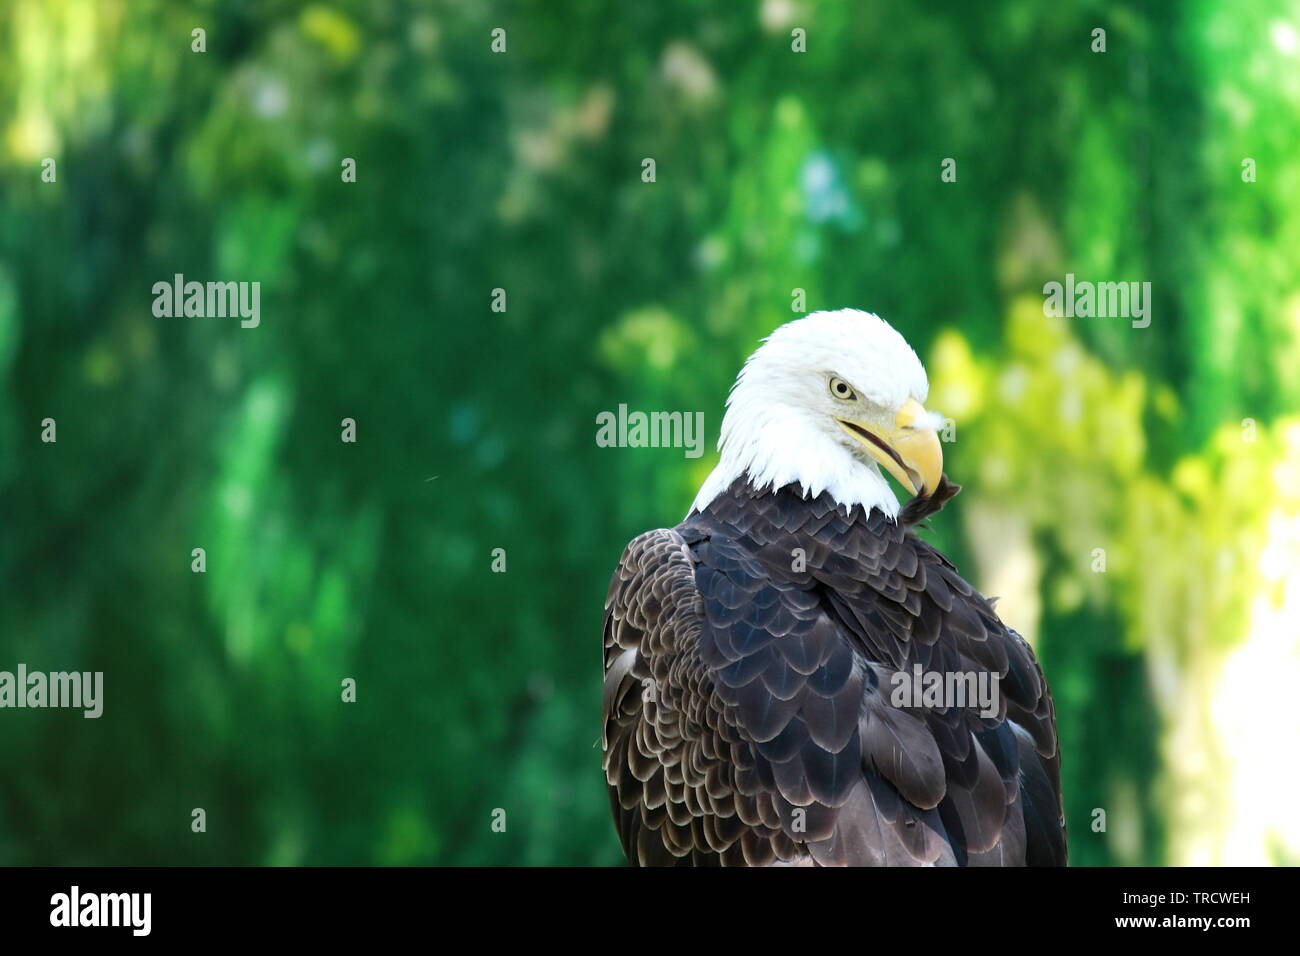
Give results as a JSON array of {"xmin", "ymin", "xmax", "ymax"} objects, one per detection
[{"xmin": 689, "ymin": 397, "xmax": 901, "ymax": 519}]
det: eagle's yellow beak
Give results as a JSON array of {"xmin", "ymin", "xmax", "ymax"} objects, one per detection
[{"xmin": 836, "ymin": 397, "xmax": 944, "ymax": 498}]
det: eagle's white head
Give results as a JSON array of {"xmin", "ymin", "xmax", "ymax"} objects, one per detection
[{"xmin": 691, "ymin": 309, "xmax": 945, "ymax": 518}]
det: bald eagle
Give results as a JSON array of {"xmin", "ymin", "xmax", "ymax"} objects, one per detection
[{"xmin": 602, "ymin": 310, "xmax": 1065, "ymax": 866}]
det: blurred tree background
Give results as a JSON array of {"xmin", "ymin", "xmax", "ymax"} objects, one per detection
[{"xmin": 1, "ymin": 0, "xmax": 1298, "ymax": 866}]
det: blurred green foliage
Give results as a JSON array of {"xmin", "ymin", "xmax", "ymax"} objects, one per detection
[{"xmin": 1, "ymin": 0, "xmax": 1298, "ymax": 865}]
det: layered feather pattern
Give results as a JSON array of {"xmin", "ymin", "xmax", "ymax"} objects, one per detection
[{"xmin": 602, "ymin": 478, "xmax": 1066, "ymax": 866}]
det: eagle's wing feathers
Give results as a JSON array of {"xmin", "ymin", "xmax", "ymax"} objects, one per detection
[
  {"xmin": 604, "ymin": 528, "xmax": 793, "ymax": 866},
  {"xmin": 603, "ymin": 487, "xmax": 1066, "ymax": 867}
]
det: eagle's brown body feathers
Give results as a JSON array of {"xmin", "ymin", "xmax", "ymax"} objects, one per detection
[{"xmin": 602, "ymin": 479, "xmax": 1066, "ymax": 866}]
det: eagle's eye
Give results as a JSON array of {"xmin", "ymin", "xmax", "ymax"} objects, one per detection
[{"xmin": 828, "ymin": 376, "xmax": 856, "ymax": 401}]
